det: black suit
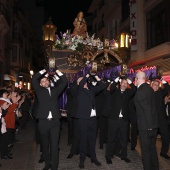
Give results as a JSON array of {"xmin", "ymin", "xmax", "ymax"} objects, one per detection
[
  {"xmin": 154, "ymin": 83, "xmax": 170, "ymax": 156},
  {"xmin": 99, "ymin": 82, "xmax": 111, "ymax": 147},
  {"xmin": 106, "ymin": 82, "xmax": 136, "ymax": 160},
  {"xmin": 32, "ymin": 71, "xmax": 67, "ymax": 170},
  {"xmin": 134, "ymin": 83, "xmax": 159, "ymax": 170},
  {"xmin": 66, "ymin": 81, "xmax": 79, "ymax": 154},
  {"xmin": 75, "ymin": 77, "xmax": 104, "ymax": 163}
]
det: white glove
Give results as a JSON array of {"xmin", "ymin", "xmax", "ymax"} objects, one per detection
[
  {"xmin": 119, "ymin": 78, "xmax": 122, "ymax": 83},
  {"xmin": 114, "ymin": 77, "xmax": 120, "ymax": 83},
  {"xmin": 127, "ymin": 78, "xmax": 132, "ymax": 84},
  {"xmin": 95, "ymin": 75, "xmax": 101, "ymax": 81},
  {"xmin": 161, "ymin": 78, "xmax": 166, "ymax": 84},
  {"xmin": 54, "ymin": 75, "xmax": 59, "ymax": 81},
  {"xmin": 92, "ymin": 81, "xmax": 97, "ymax": 86},
  {"xmin": 39, "ymin": 69, "xmax": 46, "ymax": 75},
  {"xmin": 56, "ymin": 70, "xmax": 63, "ymax": 76},
  {"xmin": 44, "ymin": 73, "xmax": 49, "ymax": 78},
  {"xmin": 147, "ymin": 80, "xmax": 151, "ymax": 84}
]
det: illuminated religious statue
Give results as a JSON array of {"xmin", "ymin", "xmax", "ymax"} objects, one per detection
[{"xmin": 72, "ymin": 11, "xmax": 87, "ymax": 39}]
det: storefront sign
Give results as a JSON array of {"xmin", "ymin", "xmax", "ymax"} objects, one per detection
[{"xmin": 130, "ymin": 0, "xmax": 138, "ymax": 51}]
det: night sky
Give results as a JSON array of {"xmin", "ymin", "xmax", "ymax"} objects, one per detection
[{"xmin": 43, "ymin": 0, "xmax": 93, "ymax": 34}]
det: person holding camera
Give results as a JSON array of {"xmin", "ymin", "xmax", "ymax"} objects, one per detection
[
  {"xmin": 32, "ymin": 67, "xmax": 67, "ymax": 170},
  {"xmin": 74, "ymin": 73, "xmax": 104, "ymax": 169},
  {"xmin": 105, "ymin": 76, "xmax": 136, "ymax": 164}
]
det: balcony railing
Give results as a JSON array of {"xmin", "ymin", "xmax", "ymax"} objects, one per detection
[{"xmin": 0, "ymin": 3, "xmax": 10, "ymax": 26}]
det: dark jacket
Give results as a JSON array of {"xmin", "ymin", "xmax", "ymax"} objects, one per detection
[
  {"xmin": 134, "ymin": 83, "xmax": 157, "ymax": 131},
  {"xmin": 108, "ymin": 82, "xmax": 136, "ymax": 120},
  {"xmin": 32, "ymin": 72, "xmax": 67, "ymax": 119},
  {"xmin": 75, "ymin": 77, "xmax": 105, "ymax": 119},
  {"xmin": 154, "ymin": 83, "xmax": 170, "ymax": 121},
  {"xmin": 65, "ymin": 81, "xmax": 78, "ymax": 118}
]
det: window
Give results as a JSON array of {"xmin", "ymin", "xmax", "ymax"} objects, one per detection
[
  {"xmin": 121, "ymin": 0, "xmax": 130, "ymax": 22},
  {"xmin": 146, "ymin": 0, "xmax": 170, "ymax": 49}
]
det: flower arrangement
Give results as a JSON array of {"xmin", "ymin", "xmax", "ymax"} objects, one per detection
[{"xmin": 54, "ymin": 31, "xmax": 104, "ymax": 52}]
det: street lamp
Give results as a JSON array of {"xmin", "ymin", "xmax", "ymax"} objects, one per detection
[
  {"xmin": 30, "ymin": 70, "xmax": 34, "ymax": 78},
  {"xmin": 118, "ymin": 32, "xmax": 131, "ymax": 75},
  {"xmin": 42, "ymin": 17, "xmax": 57, "ymax": 69}
]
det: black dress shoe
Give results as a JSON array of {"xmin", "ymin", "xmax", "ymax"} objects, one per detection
[
  {"xmin": 86, "ymin": 154, "xmax": 90, "ymax": 158},
  {"xmin": 79, "ymin": 161, "xmax": 84, "ymax": 169},
  {"xmin": 160, "ymin": 153, "xmax": 170, "ymax": 159},
  {"xmin": 121, "ymin": 158, "xmax": 131, "ymax": 163},
  {"xmin": 106, "ymin": 158, "xmax": 112, "ymax": 164},
  {"xmin": 42, "ymin": 164, "xmax": 51, "ymax": 170},
  {"xmin": 91, "ymin": 159, "xmax": 101, "ymax": 166},
  {"xmin": 38, "ymin": 157, "xmax": 44, "ymax": 163},
  {"xmin": 1, "ymin": 156, "xmax": 13, "ymax": 160},
  {"xmin": 67, "ymin": 153, "xmax": 74, "ymax": 159}
]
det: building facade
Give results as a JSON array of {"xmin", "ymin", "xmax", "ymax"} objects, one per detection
[
  {"xmin": 88, "ymin": 0, "xmax": 170, "ymax": 81},
  {"xmin": 0, "ymin": 0, "xmax": 45, "ymax": 89}
]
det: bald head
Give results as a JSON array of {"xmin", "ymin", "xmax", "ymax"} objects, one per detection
[{"xmin": 135, "ymin": 71, "xmax": 146, "ymax": 87}]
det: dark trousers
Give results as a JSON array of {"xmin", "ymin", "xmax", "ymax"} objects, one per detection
[
  {"xmin": 158, "ymin": 119, "xmax": 170, "ymax": 155},
  {"xmin": 20, "ymin": 111, "xmax": 29, "ymax": 129},
  {"xmin": 0, "ymin": 132, "xmax": 8, "ymax": 157},
  {"xmin": 99, "ymin": 115, "xmax": 108, "ymax": 146},
  {"xmin": 67, "ymin": 116, "xmax": 74, "ymax": 144},
  {"xmin": 38, "ymin": 119, "xmax": 60, "ymax": 170},
  {"xmin": 106, "ymin": 119, "xmax": 129, "ymax": 159},
  {"xmin": 78, "ymin": 117, "xmax": 97, "ymax": 162},
  {"xmin": 129, "ymin": 114, "xmax": 138, "ymax": 149},
  {"xmin": 70, "ymin": 118, "xmax": 79, "ymax": 154},
  {"xmin": 139, "ymin": 130, "xmax": 159, "ymax": 170}
]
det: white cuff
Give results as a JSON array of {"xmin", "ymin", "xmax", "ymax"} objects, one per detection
[
  {"xmin": 56, "ymin": 70, "xmax": 63, "ymax": 76},
  {"xmin": 39, "ymin": 69, "xmax": 46, "ymax": 75},
  {"xmin": 114, "ymin": 77, "xmax": 120, "ymax": 83},
  {"xmin": 162, "ymin": 80, "xmax": 167, "ymax": 84},
  {"xmin": 45, "ymin": 73, "xmax": 49, "ymax": 77},
  {"xmin": 127, "ymin": 79, "xmax": 132, "ymax": 84},
  {"xmin": 95, "ymin": 76, "xmax": 100, "ymax": 81},
  {"xmin": 54, "ymin": 75, "xmax": 59, "ymax": 80}
]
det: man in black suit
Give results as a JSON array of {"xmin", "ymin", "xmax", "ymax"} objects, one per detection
[
  {"xmin": 105, "ymin": 77, "xmax": 136, "ymax": 164},
  {"xmin": 151, "ymin": 79, "xmax": 170, "ymax": 159},
  {"xmin": 75, "ymin": 74, "xmax": 104, "ymax": 169},
  {"xmin": 66, "ymin": 81, "xmax": 79, "ymax": 158},
  {"xmin": 134, "ymin": 71, "xmax": 159, "ymax": 170},
  {"xmin": 32, "ymin": 68, "xmax": 67, "ymax": 170}
]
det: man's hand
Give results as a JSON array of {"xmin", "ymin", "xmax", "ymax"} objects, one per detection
[
  {"xmin": 56, "ymin": 70, "xmax": 63, "ymax": 76},
  {"xmin": 114, "ymin": 77, "xmax": 120, "ymax": 83},
  {"xmin": 86, "ymin": 74, "xmax": 90, "ymax": 78},
  {"xmin": 94, "ymin": 75, "xmax": 101, "ymax": 81},
  {"xmin": 127, "ymin": 78, "xmax": 132, "ymax": 84}
]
